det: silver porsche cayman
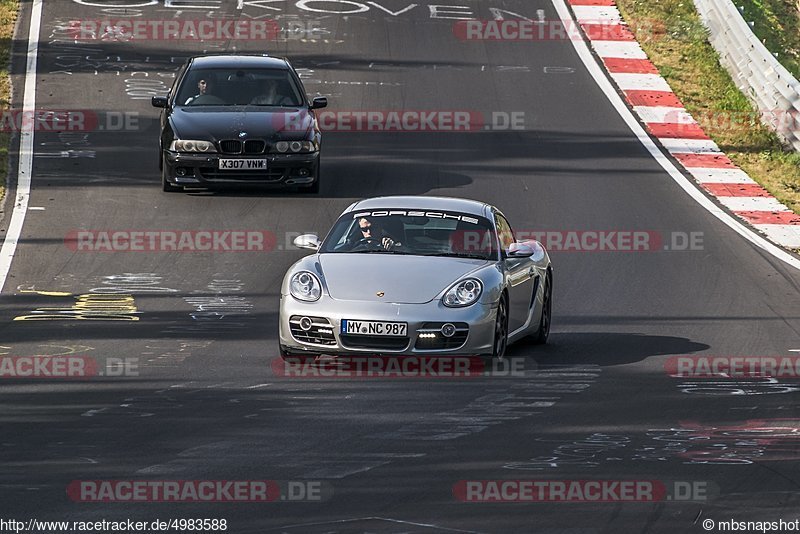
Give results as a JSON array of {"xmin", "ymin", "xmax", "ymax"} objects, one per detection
[{"xmin": 278, "ymin": 196, "xmax": 552, "ymax": 360}]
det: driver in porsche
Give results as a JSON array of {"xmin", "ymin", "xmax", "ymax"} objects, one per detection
[{"xmin": 355, "ymin": 217, "xmax": 400, "ymax": 250}]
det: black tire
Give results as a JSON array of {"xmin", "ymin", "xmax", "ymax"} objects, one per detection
[
  {"xmin": 534, "ymin": 273, "xmax": 552, "ymax": 345},
  {"xmin": 161, "ymin": 155, "xmax": 181, "ymax": 193},
  {"xmin": 491, "ymin": 295, "xmax": 509, "ymax": 359}
]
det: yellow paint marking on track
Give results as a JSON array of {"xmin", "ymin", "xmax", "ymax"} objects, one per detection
[{"xmin": 14, "ymin": 293, "xmax": 139, "ymax": 321}]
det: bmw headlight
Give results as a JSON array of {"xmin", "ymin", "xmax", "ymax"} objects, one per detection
[
  {"xmin": 290, "ymin": 271, "xmax": 322, "ymax": 302},
  {"xmin": 170, "ymin": 140, "xmax": 216, "ymax": 153},
  {"xmin": 271, "ymin": 140, "xmax": 318, "ymax": 153},
  {"xmin": 442, "ymin": 278, "xmax": 483, "ymax": 307}
]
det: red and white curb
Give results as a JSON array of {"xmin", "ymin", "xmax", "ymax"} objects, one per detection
[{"xmin": 567, "ymin": 0, "xmax": 800, "ymax": 249}]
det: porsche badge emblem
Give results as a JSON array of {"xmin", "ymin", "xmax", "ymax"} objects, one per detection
[{"xmin": 376, "ymin": 291, "xmax": 385, "ymax": 297}]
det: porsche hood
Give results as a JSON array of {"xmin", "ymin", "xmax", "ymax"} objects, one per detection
[{"xmin": 318, "ymin": 254, "xmax": 488, "ymax": 304}]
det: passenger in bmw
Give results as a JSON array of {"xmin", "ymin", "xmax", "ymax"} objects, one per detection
[
  {"xmin": 250, "ymin": 80, "xmax": 292, "ymax": 106},
  {"xmin": 354, "ymin": 217, "xmax": 401, "ymax": 251}
]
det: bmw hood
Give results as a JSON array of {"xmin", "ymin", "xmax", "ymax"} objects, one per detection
[
  {"xmin": 171, "ymin": 107, "xmax": 314, "ymax": 140},
  {"xmin": 319, "ymin": 254, "xmax": 488, "ymax": 304}
]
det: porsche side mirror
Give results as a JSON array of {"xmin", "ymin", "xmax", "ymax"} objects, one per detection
[
  {"xmin": 507, "ymin": 242, "xmax": 534, "ymax": 258},
  {"xmin": 293, "ymin": 234, "xmax": 321, "ymax": 250},
  {"xmin": 151, "ymin": 96, "xmax": 168, "ymax": 108},
  {"xmin": 310, "ymin": 96, "xmax": 327, "ymax": 110}
]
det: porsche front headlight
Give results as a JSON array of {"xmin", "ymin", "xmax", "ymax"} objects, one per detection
[
  {"xmin": 290, "ymin": 271, "xmax": 322, "ymax": 302},
  {"xmin": 442, "ymin": 278, "xmax": 482, "ymax": 307},
  {"xmin": 170, "ymin": 140, "xmax": 216, "ymax": 153}
]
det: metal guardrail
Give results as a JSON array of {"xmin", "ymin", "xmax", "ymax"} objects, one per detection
[{"xmin": 693, "ymin": 0, "xmax": 800, "ymax": 151}]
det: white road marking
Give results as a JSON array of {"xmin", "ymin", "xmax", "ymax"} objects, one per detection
[
  {"xmin": 755, "ymin": 225, "xmax": 800, "ymax": 248},
  {"xmin": 0, "ymin": 0, "xmax": 42, "ymax": 292},
  {"xmin": 591, "ymin": 40, "xmax": 647, "ymax": 59},
  {"xmin": 660, "ymin": 138, "xmax": 721, "ymax": 154},
  {"xmin": 611, "ymin": 72, "xmax": 672, "ymax": 91},
  {"xmin": 572, "ymin": 5, "xmax": 622, "ymax": 23},
  {"xmin": 633, "ymin": 106, "xmax": 696, "ymax": 124},
  {"xmin": 553, "ymin": 0, "xmax": 800, "ymax": 271},
  {"xmin": 687, "ymin": 168, "xmax": 756, "ymax": 184},
  {"xmin": 718, "ymin": 196, "xmax": 789, "ymax": 212}
]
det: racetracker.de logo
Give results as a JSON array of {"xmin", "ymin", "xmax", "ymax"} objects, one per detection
[
  {"xmin": 0, "ymin": 356, "xmax": 138, "ymax": 378},
  {"xmin": 453, "ymin": 480, "xmax": 710, "ymax": 502},
  {"xmin": 665, "ymin": 355, "xmax": 800, "ymax": 378},
  {"xmin": 64, "ymin": 230, "xmax": 277, "ymax": 252},
  {"xmin": 0, "ymin": 109, "xmax": 138, "ymax": 132},
  {"xmin": 68, "ymin": 19, "xmax": 280, "ymax": 41},
  {"xmin": 449, "ymin": 230, "xmax": 704, "ymax": 252},
  {"xmin": 67, "ymin": 480, "xmax": 331, "ymax": 502},
  {"xmin": 453, "ymin": 19, "xmax": 666, "ymax": 41},
  {"xmin": 272, "ymin": 355, "xmax": 525, "ymax": 378},
  {"xmin": 272, "ymin": 110, "xmax": 526, "ymax": 132}
]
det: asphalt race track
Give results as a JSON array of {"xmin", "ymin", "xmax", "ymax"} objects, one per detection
[{"xmin": 1, "ymin": 1, "xmax": 800, "ymax": 532}]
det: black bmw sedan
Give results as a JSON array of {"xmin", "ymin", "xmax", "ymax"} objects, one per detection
[{"xmin": 152, "ymin": 54, "xmax": 327, "ymax": 193}]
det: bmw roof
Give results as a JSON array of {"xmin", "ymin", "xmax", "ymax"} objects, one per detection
[{"xmin": 189, "ymin": 55, "xmax": 290, "ymax": 69}]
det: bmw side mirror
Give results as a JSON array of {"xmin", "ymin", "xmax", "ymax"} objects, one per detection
[
  {"xmin": 310, "ymin": 97, "xmax": 327, "ymax": 110},
  {"xmin": 293, "ymin": 234, "xmax": 321, "ymax": 250},
  {"xmin": 507, "ymin": 242, "xmax": 534, "ymax": 258},
  {"xmin": 151, "ymin": 96, "xmax": 168, "ymax": 108}
]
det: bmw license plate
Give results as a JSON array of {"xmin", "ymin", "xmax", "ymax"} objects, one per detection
[
  {"xmin": 342, "ymin": 319, "xmax": 408, "ymax": 337},
  {"xmin": 218, "ymin": 158, "xmax": 267, "ymax": 170}
]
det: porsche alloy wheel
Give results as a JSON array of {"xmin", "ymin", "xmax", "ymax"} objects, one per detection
[{"xmin": 492, "ymin": 295, "xmax": 509, "ymax": 359}]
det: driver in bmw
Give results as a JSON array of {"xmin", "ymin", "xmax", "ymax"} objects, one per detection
[
  {"xmin": 184, "ymin": 78, "xmax": 214, "ymax": 105},
  {"xmin": 355, "ymin": 217, "xmax": 400, "ymax": 250}
]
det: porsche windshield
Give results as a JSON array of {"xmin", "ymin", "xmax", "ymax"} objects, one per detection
[
  {"xmin": 176, "ymin": 68, "xmax": 304, "ymax": 107},
  {"xmin": 320, "ymin": 210, "xmax": 498, "ymax": 259}
]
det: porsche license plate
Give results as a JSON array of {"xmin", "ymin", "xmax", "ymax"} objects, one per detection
[
  {"xmin": 218, "ymin": 158, "xmax": 267, "ymax": 170},
  {"xmin": 341, "ymin": 320, "xmax": 408, "ymax": 337}
]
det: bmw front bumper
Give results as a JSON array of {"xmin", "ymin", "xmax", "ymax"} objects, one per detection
[{"xmin": 163, "ymin": 150, "xmax": 319, "ymax": 187}]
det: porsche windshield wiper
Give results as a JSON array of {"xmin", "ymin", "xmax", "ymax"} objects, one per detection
[
  {"xmin": 348, "ymin": 249, "xmax": 412, "ymax": 254},
  {"xmin": 422, "ymin": 252, "xmax": 489, "ymax": 260}
]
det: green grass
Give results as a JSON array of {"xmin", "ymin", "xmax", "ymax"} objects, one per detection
[
  {"xmin": 0, "ymin": 0, "xmax": 20, "ymax": 202},
  {"xmin": 738, "ymin": 0, "xmax": 800, "ymax": 79},
  {"xmin": 615, "ymin": 0, "xmax": 800, "ymax": 221}
]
